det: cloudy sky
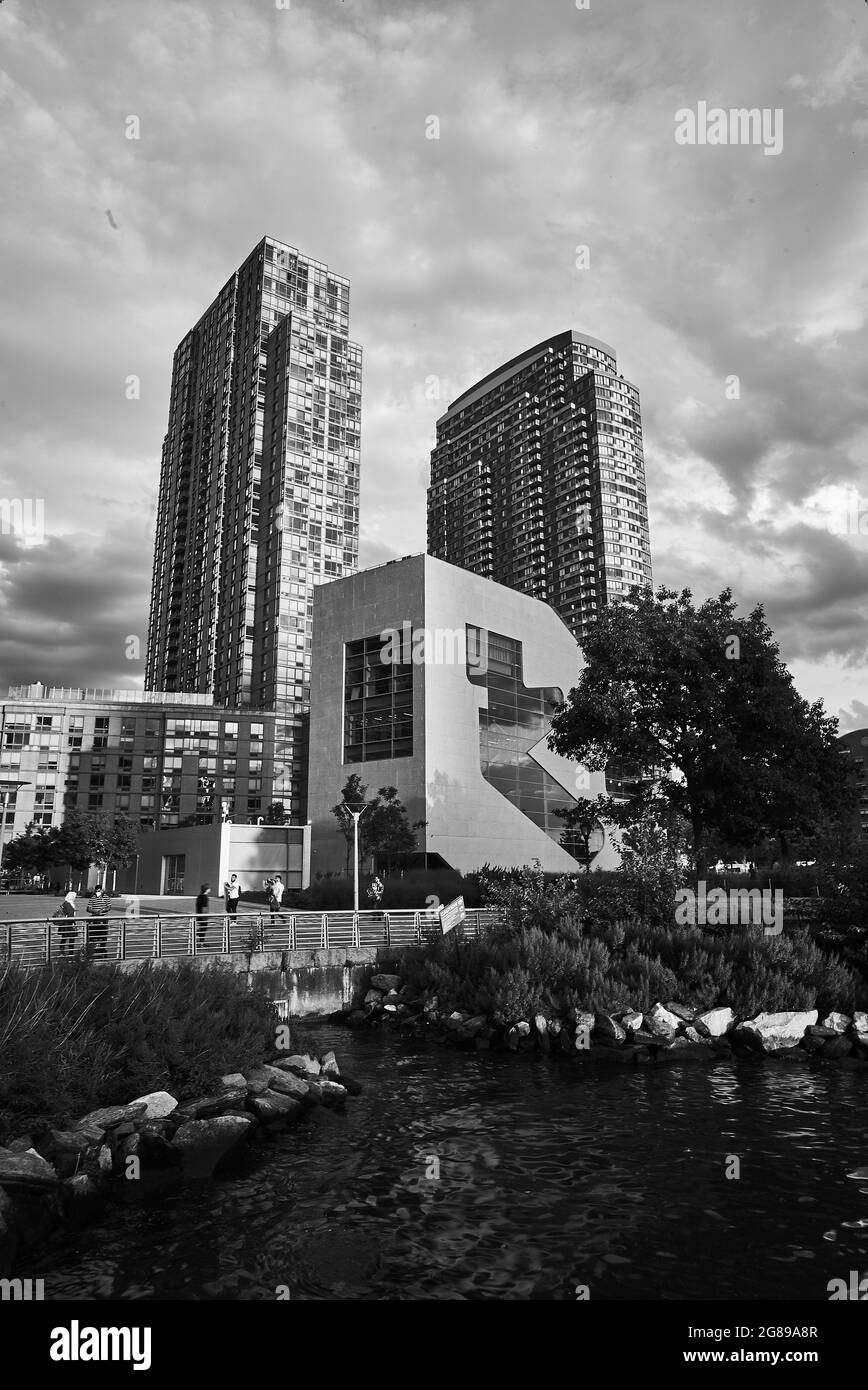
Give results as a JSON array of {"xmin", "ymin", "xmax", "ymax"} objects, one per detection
[{"xmin": 1, "ymin": 0, "xmax": 867, "ymax": 728}]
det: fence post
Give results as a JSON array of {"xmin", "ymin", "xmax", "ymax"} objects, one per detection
[
  {"xmin": 154, "ymin": 915, "xmax": 161, "ymax": 957},
  {"xmin": 190, "ymin": 916, "xmax": 195, "ymax": 956},
  {"xmin": 45, "ymin": 919, "xmax": 51, "ymax": 965},
  {"xmin": 119, "ymin": 917, "xmax": 126, "ymax": 961},
  {"xmin": 353, "ymin": 912, "xmax": 360, "ymax": 949},
  {"xmin": 384, "ymin": 912, "xmax": 391, "ymax": 947},
  {"xmin": 223, "ymin": 915, "xmax": 229, "ymax": 954},
  {"xmin": 5, "ymin": 921, "xmax": 11, "ymax": 961},
  {"xmin": 288, "ymin": 914, "xmax": 295, "ymax": 951}
]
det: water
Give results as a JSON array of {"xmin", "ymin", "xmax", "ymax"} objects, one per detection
[{"xmin": 41, "ymin": 1026, "xmax": 868, "ymax": 1300}]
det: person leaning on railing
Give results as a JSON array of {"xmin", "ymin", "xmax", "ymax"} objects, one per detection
[
  {"xmin": 86, "ymin": 885, "xmax": 111, "ymax": 959},
  {"xmin": 52, "ymin": 890, "xmax": 77, "ymax": 955}
]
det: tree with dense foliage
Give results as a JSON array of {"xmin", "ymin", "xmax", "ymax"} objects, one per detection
[
  {"xmin": 548, "ymin": 586, "xmax": 853, "ymax": 875},
  {"xmin": 331, "ymin": 777, "xmax": 425, "ymax": 875},
  {"xmin": 331, "ymin": 773, "xmax": 372, "ymax": 876},
  {"xmin": 264, "ymin": 801, "xmax": 288, "ymax": 825}
]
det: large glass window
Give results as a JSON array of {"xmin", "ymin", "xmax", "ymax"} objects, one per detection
[
  {"xmin": 467, "ymin": 625, "xmax": 600, "ymax": 865},
  {"xmin": 344, "ymin": 635, "xmax": 413, "ymax": 762}
]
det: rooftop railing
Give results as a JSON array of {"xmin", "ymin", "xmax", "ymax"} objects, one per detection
[{"xmin": 1, "ymin": 908, "xmax": 501, "ymax": 968}]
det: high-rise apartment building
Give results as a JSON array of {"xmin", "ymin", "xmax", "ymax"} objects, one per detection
[
  {"xmin": 146, "ymin": 238, "xmax": 361, "ymax": 816},
  {"xmin": 427, "ymin": 330, "xmax": 651, "ymax": 643}
]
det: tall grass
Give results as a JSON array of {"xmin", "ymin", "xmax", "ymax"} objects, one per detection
[{"xmin": 0, "ymin": 958, "xmax": 277, "ymax": 1143}]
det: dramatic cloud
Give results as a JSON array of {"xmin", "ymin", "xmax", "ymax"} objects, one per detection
[{"xmin": 0, "ymin": 0, "xmax": 865, "ymax": 720}]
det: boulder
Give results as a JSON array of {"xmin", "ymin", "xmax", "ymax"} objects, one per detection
[
  {"xmin": 272, "ymin": 1054, "xmax": 321, "ymax": 1077},
  {"xmin": 620, "ymin": 1011, "xmax": 644, "ymax": 1032},
  {"xmin": 664, "ymin": 1002, "xmax": 695, "ymax": 1022},
  {"xmin": 129, "ymin": 1090, "xmax": 178, "ymax": 1120},
  {"xmin": 805, "ymin": 1024, "xmax": 838, "ymax": 1039},
  {"xmin": 220, "ymin": 1073, "xmax": 248, "ymax": 1089},
  {"xmin": 822, "ymin": 1036, "xmax": 854, "ymax": 1059},
  {"xmin": 172, "ymin": 1116, "xmax": 254, "ymax": 1178},
  {"xmin": 645, "ymin": 1003, "xmax": 681, "ymax": 1039},
  {"xmin": 264, "ymin": 1069, "xmax": 310, "ymax": 1102},
  {"xmin": 370, "ymin": 973, "xmax": 401, "ymax": 992},
  {"xmin": 455, "ymin": 1015, "xmax": 488, "ymax": 1042},
  {"xmin": 320, "ymin": 1079, "xmax": 348, "ymax": 1104},
  {"xmin": 735, "ymin": 1010, "xmax": 818, "ymax": 1052},
  {"xmin": 515, "ymin": 1021, "xmax": 531, "ymax": 1037},
  {"xmin": 98, "ymin": 1145, "xmax": 113, "ymax": 1174},
  {"xmin": 594, "ymin": 1012, "xmax": 626, "ymax": 1044},
  {"xmin": 364, "ymin": 989, "xmax": 384, "ymax": 1006},
  {"xmin": 320, "ymin": 1051, "xmax": 341, "ymax": 1077},
  {"xmin": 79, "ymin": 1103, "xmax": 147, "ymax": 1131},
  {"xmin": 118, "ymin": 1130, "xmax": 182, "ymax": 1170},
  {"xmin": 853, "ymin": 1011, "xmax": 868, "ymax": 1035},
  {"xmin": 174, "ymin": 1088, "xmax": 247, "ymax": 1122},
  {"xmin": 7, "ymin": 1136, "xmax": 37, "ymax": 1155},
  {"xmin": 683, "ymin": 1026, "xmax": 704, "ymax": 1044},
  {"xmin": 821, "ymin": 1013, "xmax": 851, "ymax": 1035},
  {"xmin": 694, "ymin": 1007, "xmax": 734, "ymax": 1038},
  {"xmin": 0, "ymin": 1150, "xmax": 59, "ymax": 1191},
  {"xmin": 547, "ymin": 1018, "xmax": 563, "ymax": 1037},
  {"xmin": 247, "ymin": 1093, "xmax": 303, "ymax": 1125},
  {"xmin": 45, "ymin": 1129, "xmax": 92, "ymax": 1156}
]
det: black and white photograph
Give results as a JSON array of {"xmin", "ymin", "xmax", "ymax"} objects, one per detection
[{"xmin": 1, "ymin": 0, "xmax": 867, "ymax": 1356}]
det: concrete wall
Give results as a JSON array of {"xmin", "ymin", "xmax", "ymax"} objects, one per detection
[
  {"xmin": 123, "ymin": 823, "xmax": 311, "ymax": 896},
  {"xmin": 111, "ymin": 945, "xmax": 406, "ymax": 1018}
]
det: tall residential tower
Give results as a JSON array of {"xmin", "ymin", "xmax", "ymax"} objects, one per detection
[
  {"xmin": 146, "ymin": 237, "xmax": 361, "ymax": 817},
  {"xmin": 427, "ymin": 330, "xmax": 651, "ymax": 643}
]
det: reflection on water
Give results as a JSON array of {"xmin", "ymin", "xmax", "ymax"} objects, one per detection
[{"xmin": 41, "ymin": 1027, "xmax": 868, "ymax": 1300}]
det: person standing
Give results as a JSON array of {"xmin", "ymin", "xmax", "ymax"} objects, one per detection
[
  {"xmin": 265, "ymin": 873, "xmax": 284, "ymax": 925},
  {"xmin": 53, "ymin": 890, "xmax": 77, "ymax": 955},
  {"xmin": 195, "ymin": 883, "xmax": 210, "ymax": 951},
  {"xmin": 223, "ymin": 873, "xmax": 241, "ymax": 914},
  {"xmin": 86, "ymin": 885, "xmax": 111, "ymax": 959}
]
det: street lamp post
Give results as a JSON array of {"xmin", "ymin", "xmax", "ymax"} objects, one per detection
[
  {"xmin": 341, "ymin": 801, "xmax": 370, "ymax": 912},
  {"xmin": 0, "ymin": 781, "xmax": 29, "ymax": 880}
]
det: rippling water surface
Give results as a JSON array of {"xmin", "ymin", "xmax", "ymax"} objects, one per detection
[{"xmin": 43, "ymin": 1026, "xmax": 868, "ymax": 1300}]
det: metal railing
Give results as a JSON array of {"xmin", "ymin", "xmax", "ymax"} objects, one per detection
[{"xmin": 1, "ymin": 908, "xmax": 503, "ymax": 968}]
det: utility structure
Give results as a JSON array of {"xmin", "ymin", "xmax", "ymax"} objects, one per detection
[{"xmin": 340, "ymin": 797, "xmax": 371, "ymax": 911}]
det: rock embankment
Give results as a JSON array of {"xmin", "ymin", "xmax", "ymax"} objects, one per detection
[
  {"xmin": 348, "ymin": 978, "xmax": 868, "ymax": 1069},
  {"xmin": 0, "ymin": 1046, "xmax": 360, "ymax": 1277}
]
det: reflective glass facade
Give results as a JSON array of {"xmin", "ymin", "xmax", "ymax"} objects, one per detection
[
  {"xmin": 344, "ymin": 635, "xmax": 414, "ymax": 763},
  {"xmin": 467, "ymin": 626, "xmax": 596, "ymax": 860},
  {"xmin": 146, "ymin": 237, "xmax": 361, "ymax": 817},
  {"xmin": 428, "ymin": 331, "xmax": 652, "ymax": 645}
]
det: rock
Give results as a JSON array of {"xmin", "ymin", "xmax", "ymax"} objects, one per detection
[
  {"xmin": 384, "ymin": 1004, "xmax": 398, "ymax": 1013},
  {"xmin": 735, "ymin": 1010, "xmax": 818, "ymax": 1052},
  {"xmin": 174, "ymin": 1089, "xmax": 247, "ymax": 1122},
  {"xmin": 822, "ymin": 1036, "xmax": 854, "ymax": 1059},
  {"xmin": 244, "ymin": 1077, "xmax": 270, "ymax": 1096},
  {"xmin": 264, "ymin": 1069, "xmax": 310, "ymax": 1102},
  {"xmin": 220, "ymin": 1073, "xmax": 248, "ymax": 1088},
  {"xmin": 172, "ymin": 1116, "xmax": 254, "ymax": 1178},
  {"xmin": 694, "ymin": 1007, "xmax": 734, "ymax": 1038},
  {"xmin": 664, "ymin": 1002, "xmax": 695, "ymax": 1022},
  {"xmin": 547, "ymin": 1018, "xmax": 563, "ymax": 1037},
  {"xmin": 632, "ymin": 1030, "xmax": 657, "ymax": 1046},
  {"xmin": 79, "ymin": 1103, "xmax": 148, "ymax": 1131},
  {"xmin": 805, "ymin": 1024, "xmax": 837, "ymax": 1039},
  {"xmin": 515, "ymin": 1020, "xmax": 531, "ymax": 1037},
  {"xmin": 46, "ymin": 1129, "xmax": 92, "ymax": 1156},
  {"xmin": 594, "ymin": 1012, "xmax": 626, "ymax": 1044},
  {"xmin": 98, "ymin": 1145, "xmax": 113, "ymax": 1174},
  {"xmin": 320, "ymin": 1051, "xmax": 341, "ymax": 1077},
  {"xmin": 7, "ymin": 1136, "xmax": 36, "ymax": 1154},
  {"xmin": 63, "ymin": 1174, "xmax": 107, "ymax": 1229},
  {"xmin": 247, "ymin": 1093, "xmax": 303, "ymax": 1125},
  {"xmin": 273, "ymin": 1054, "xmax": 321, "ymax": 1077},
  {"xmin": 853, "ymin": 1011, "xmax": 868, "ymax": 1035},
  {"xmin": 370, "ymin": 973, "xmax": 401, "ymax": 992},
  {"xmin": 683, "ymin": 1026, "xmax": 704, "ymax": 1044},
  {"xmin": 320, "ymin": 1079, "xmax": 348, "ymax": 1104},
  {"xmin": 0, "ymin": 1150, "xmax": 59, "ymax": 1191},
  {"xmin": 821, "ymin": 1013, "xmax": 851, "ymax": 1035},
  {"xmin": 533, "ymin": 1013, "xmax": 548, "ymax": 1036},
  {"xmin": 654, "ymin": 1038, "xmax": 715, "ymax": 1064},
  {"xmin": 364, "ymin": 989, "xmax": 384, "ymax": 1006},
  {"xmin": 506, "ymin": 1027, "xmax": 520, "ymax": 1051},
  {"xmin": 456, "ymin": 1015, "xmax": 488, "ymax": 1042},
  {"xmin": 118, "ymin": 1131, "xmax": 182, "ymax": 1170},
  {"xmin": 129, "ymin": 1091, "xmax": 178, "ymax": 1120},
  {"xmin": 645, "ymin": 1003, "xmax": 681, "ymax": 1039},
  {"xmin": 620, "ymin": 1010, "xmax": 644, "ymax": 1032}
]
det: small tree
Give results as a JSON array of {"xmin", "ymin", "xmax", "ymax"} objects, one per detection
[
  {"xmin": 331, "ymin": 774, "xmax": 372, "ymax": 876},
  {"xmin": 264, "ymin": 801, "xmax": 288, "ymax": 826}
]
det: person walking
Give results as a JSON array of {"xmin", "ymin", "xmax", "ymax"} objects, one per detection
[
  {"xmin": 86, "ymin": 885, "xmax": 111, "ymax": 959},
  {"xmin": 53, "ymin": 890, "xmax": 77, "ymax": 955},
  {"xmin": 195, "ymin": 883, "xmax": 210, "ymax": 951},
  {"xmin": 265, "ymin": 872, "xmax": 285, "ymax": 925},
  {"xmin": 223, "ymin": 873, "xmax": 241, "ymax": 915}
]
